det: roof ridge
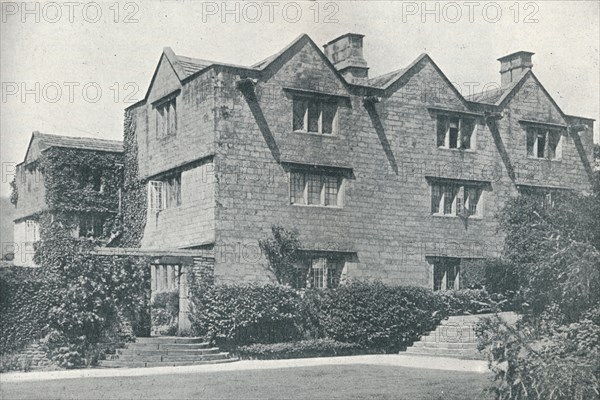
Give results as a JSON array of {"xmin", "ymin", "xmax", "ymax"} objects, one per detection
[{"xmin": 33, "ymin": 131, "xmax": 122, "ymax": 144}]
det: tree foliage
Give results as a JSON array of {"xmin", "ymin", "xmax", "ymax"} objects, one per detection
[
  {"xmin": 25, "ymin": 217, "xmax": 151, "ymax": 368},
  {"xmin": 479, "ymin": 189, "xmax": 600, "ymax": 399},
  {"xmin": 258, "ymin": 226, "xmax": 302, "ymax": 286}
]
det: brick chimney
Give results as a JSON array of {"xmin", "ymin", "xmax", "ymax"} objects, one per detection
[
  {"xmin": 323, "ymin": 33, "xmax": 369, "ymax": 84},
  {"xmin": 498, "ymin": 51, "xmax": 534, "ymax": 86}
]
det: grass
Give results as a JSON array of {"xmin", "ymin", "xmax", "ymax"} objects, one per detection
[{"xmin": 1, "ymin": 364, "xmax": 492, "ymax": 399}]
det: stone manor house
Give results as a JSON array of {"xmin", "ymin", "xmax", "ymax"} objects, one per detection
[
  {"xmin": 122, "ymin": 32, "xmax": 595, "ymax": 291},
  {"xmin": 15, "ymin": 33, "xmax": 595, "ymax": 294}
]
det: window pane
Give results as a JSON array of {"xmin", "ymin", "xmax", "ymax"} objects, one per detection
[
  {"xmin": 460, "ymin": 119, "xmax": 474, "ymax": 149},
  {"xmin": 157, "ymin": 106, "xmax": 166, "ymax": 138},
  {"xmin": 293, "ymin": 99, "xmax": 306, "ymax": 131},
  {"xmin": 466, "ymin": 187, "xmax": 481, "ymax": 216},
  {"xmin": 307, "ymin": 174, "xmax": 322, "ymax": 205},
  {"xmin": 166, "ymin": 175, "xmax": 181, "ymax": 208},
  {"xmin": 548, "ymin": 131, "xmax": 560, "ymax": 159},
  {"xmin": 433, "ymin": 263, "xmax": 445, "ymax": 291},
  {"xmin": 323, "ymin": 175, "xmax": 339, "ymax": 206},
  {"xmin": 290, "ymin": 172, "xmax": 306, "ymax": 205},
  {"xmin": 326, "ymin": 257, "xmax": 344, "ymax": 288},
  {"xmin": 310, "ymin": 258, "xmax": 326, "ymax": 288},
  {"xmin": 536, "ymin": 131, "xmax": 546, "ymax": 158},
  {"xmin": 321, "ymin": 102, "xmax": 336, "ymax": 134},
  {"xmin": 443, "ymin": 186, "xmax": 456, "ymax": 215},
  {"xmin": 149, "ymin": 181, "xmax": 164, "ymax": 211},
  {"xmin": 307, "ymin": 102, "xmax": 319, "ymax": 133},
  {"xmin": 431, "ymin": 185, "xmax": 442, "ymax": 214},
  {"xmin": 448, "ymin": 118, "xmax": 459, "ymax": 148},
  {"xmin": 527, "ymin": 129, "xmax": 535, "ymax": 156},
  {"xmin": 294, "ymin": 258, "xmax": 310, "ymax": 289},
  {"xmin": 446, "ymin": 262, "xmax": 460, "ymax": 290},
  {"xmin": 168, "ymin": 99, "xmax": 177, "ymax": 136},
  {"xmin": 437, "ymin": 115, "xmax": 448, "ymax": 147}
]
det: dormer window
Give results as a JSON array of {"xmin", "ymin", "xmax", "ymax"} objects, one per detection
[
  {"xmin": 155, "ymin": 95, "xmax": 177, "ymax": 138},
  {"xmin": 526, "ymin": 127, "xmax": 562, "ymax": 160},
  {"xmin": 436, "ymin": 115, "xmax": 475, "ymax": 150},
  {"xmin": 293, "ymin": 97, "xmax": 338, "ymax": 135}
]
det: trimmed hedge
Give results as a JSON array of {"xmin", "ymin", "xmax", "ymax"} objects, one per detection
[
  {"xmin": 189, "ymin": 284, "xmax": 305, "ymax": 345},
  {"xmin": 318, "ymin": 282, "xmax": 442, "ymax": 350},
  {"xmin": 189, "ymin": 282, "xmax": 501, "ymax": 351},
  {"xmin": 235, "ymin": 339, "xmax": 364, "ymax": 360}
]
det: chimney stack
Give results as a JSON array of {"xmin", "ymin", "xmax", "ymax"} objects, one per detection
[
  {"xmin": 498, "ymin": 51, "xmax": 534, "ymax": 86},
  {"xmin": 323, "ymin": 33, "xmax": 369, "ymax": 84}
]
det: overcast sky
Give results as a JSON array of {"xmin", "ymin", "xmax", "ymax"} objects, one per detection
[{"xmin": 1, "ymin": 0, "xmax": 599, "ymax": 196}]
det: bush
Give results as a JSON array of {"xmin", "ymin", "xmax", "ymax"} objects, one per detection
[
  {"xmin": 434, "ymin": 289, "xmax": 501, "ymax": 316},
  {"xmin": 319, "ymin": 282, "xmax": 441, "ymax": 350},
  {"xmin": 477, "ymin": 190, "xmax": 600, "ymax": 398},
  {"xmin": 151, "ymin": 291, "xmax": 179, "ymax": 336},
  {"xmin": 0, "ymin": 218, "xmax": 152, "ymax": 368},
  {"xmin": 189, "ymin": 284, "xmax": 305, "ymax": 345},
  {"xmin": 477, "ymin": 310, "xmax": 600, "ymax": 400},
  {"xmin": 235, "ymin": 339, "xmax": 364, "ymax": 360},
  {"xmin": 189, "ymin": 282, "xmax": 445, "ymax": 351}
]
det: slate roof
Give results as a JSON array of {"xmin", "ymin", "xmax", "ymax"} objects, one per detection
[
  {"xmin": 141, "ymin": 34, "xmax": 590, "ymax": 121},
  {"xmin": 367, "ymin": 67, "xmax": 409, "ymax": 88},
  {"xmin": 173, "ymin": 55, "xmax": 213, "ymax": 78},
  {"xmin": 34, "ymin": 132, "xmax": 123, "ymax": 153},
  {"xmin": 465, "ymin": 70, "xmax": 528, "ymax": 105}
]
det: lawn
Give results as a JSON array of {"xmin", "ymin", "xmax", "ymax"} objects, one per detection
[{"xmin": 1, "ymin": 365, "xmax": 492, "ymax": 399}]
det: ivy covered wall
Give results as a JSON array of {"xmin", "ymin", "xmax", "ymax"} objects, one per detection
[{"xmin": 120, "ymin": 109, "xmax": 147, "ymax": 247}]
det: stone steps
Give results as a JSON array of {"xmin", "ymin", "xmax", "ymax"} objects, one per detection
[
  {"xmin": 99, "ymin": 358, "xmax": 237, "ymax": 369},
  {"xmin": 116, "ymin": 347, "xmax": 221, "ymax": 356},
  {"xmin": 99, "ymin": 337, "xmax": 237, "ymax": 368},
  {"xmin": 404, "ymin": 347, "xmax": 485, "ymax": 360},
  {"xmin": 401, "ymin": 313, "xmax": 503, "ymax": 360}
]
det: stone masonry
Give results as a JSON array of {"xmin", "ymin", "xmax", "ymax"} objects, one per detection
[{"xmin": 126, "ymin": 33, "xmax": 595, "ymax": 288}]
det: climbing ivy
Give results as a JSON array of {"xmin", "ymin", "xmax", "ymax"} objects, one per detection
[{"xmin": 120, "ymin": 109, "xmax": 147, "ymax": 247}]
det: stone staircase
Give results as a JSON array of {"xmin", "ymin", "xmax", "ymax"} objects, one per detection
[
  {"xmin": 99, "ymin": 337, "xmax": 237, "ymax": 368},
  {"xmin": 403, "ymin": 313, "xmax": 516, "ymax": 360}
]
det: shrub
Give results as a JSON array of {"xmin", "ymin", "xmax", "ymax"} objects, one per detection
[
  {"xmin": 482, "ymin": 259, "xmax": 520, "ymax": 296},
  {"xmin": 258, "ymin": 226, "xmax": 302, "ymax": 287},
  {"xmin": 318, "ymin": 282, "xmax": 441, "ymax": 350},
  {"xmin": 477, "ymin": 310, "xmax": 600, "ymax": 400},
  {"xmin": 477, "ymin": 189, "xmax": 600, "ymax": 398},
  {"xmin": 189, "ymin": 284, "xmax": 305, "ymax": 345},
  {"xmin": 434, "ymin": 289, "xmax": 500, "ymax": 316},
  {"xmin": 151, "ymin": 291, "xmax": 179, "ymax": 336},
  {"xmin": 189, "ymin": 281, "xmax": 445, "ymax": 351},
  {"xmin": 235, "ymin": 339, "xmax": 364, "ymax": 360},
  {"xmin": 2, "ymin": 218, "xmax": 152, "ymax": 368}
]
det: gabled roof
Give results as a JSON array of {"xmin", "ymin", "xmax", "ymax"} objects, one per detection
[
  {"xmin": 130, "ymin": 34, "xmax": 593, "ymax": 123},
  {"xmin": 21, "ymin": 132, "xmax": 123, "ymax": 165},
  {"xmin": 366, "ymin": 53, "xmax": 471, "ymax": 108},
  {"xmin": 172, "ymin": 54, "xmax": 213, "ymax": 79},
  {"xmin": 35, "ymin": 132, "xmax": 123, "ymax": 152},
  {"xmin": 131, "ymin": 34, "xmax": 351, "ymax": 109},
  {"xmin": 466, "ymin": 70, "xmax": 569, "ymax": 121},
  {"xmin": 466, "ymin": 70, "xmax": 528, "ymax": 105},
  {"xmin": 251, "ymin": 34, "xmax": 308, "ymax": 71},
  {"xmin": 366, "ymin": 54, "xmax": 428, "ymax": 89}
]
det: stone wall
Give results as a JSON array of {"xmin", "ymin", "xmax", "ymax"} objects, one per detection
[
  {"xmin": 130, "ymin": 40, "xmax": 594, "ymax": 289},
  {"xmin": 211, "ymin": 42, "xmax": 593, "ymax": 286},
  {"xmin": 0, "ymin": 342, "xmax": 54, "ymax": 371}
]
